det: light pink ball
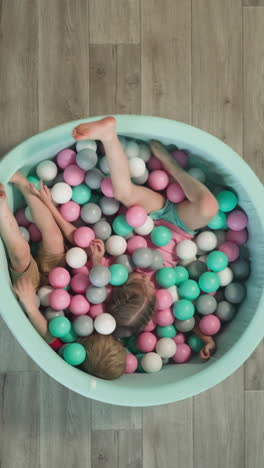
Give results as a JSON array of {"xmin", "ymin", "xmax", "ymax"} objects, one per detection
[
  {"xmin": 63, "ymin": 164, "xmax": 85, "ymax": 186},
  {"xmin": 143, "ymin": 319, "xmax": 156, "ymax": 332},
  {"xmin": 155, "ymin": 289, "xmax": 173, "ymax": 310},
  {"xmin": 126, "ymin": 205, "xmax": 147, "ymax": 228},
  {"xmin": 89, "ymin": 303, "xmax": 104, "ymax": 318},
  {"xmin": 208, "ymin": 292, "xmax": 216, "ymax": 296},
  {"xmin": 148, "ymin": 170, "xmax": 169, "ymax": 191},
  {"xmin": 59, "ymin": 201, "xmax": 80, "ymax": 222},
  {"xmin": 199, "ymin": 315, "xmax": 221, "ymax": 335},
  {"xmin": 226, "ymin": 228, "xmax": 248, "ymax": 245},
  {"xmin": 173, "ymin": 333, "xmax": 186, "ymax": 344},
  {"xmin": 28, "ymin": 224, "xmax": 42, "ymax": 242},
  {"xmin": 227, "ymin": 209, "xmax": 248, "ymax": 231},
  {"xmin": 72, "ymin": 265, "xmax": 89, "ymax": 276},
  {"xmin": 49, "ymin": 289, "xmax": 71, "ymax": 310},
  {"xmin": 137, "ymin": 332, "xmax": 157, "ymax": 353},
  {"xmin": 106, "ymin": 284, "xmax": 113, "ymax": 298},
  {"xmin": 69, "ymin": 294, "xmax": 90, "ymax": 316},
  {"xmin": 71, "ymin": 273, "xmax": 90, "ymax": 293},
  {"xmin": 49, "ymin": 267, "xmax": 71, "ymax": 288},
  {"xmin": 73, "ymin": 226, "xmax": 95, "ymax": 248},
  {"xmin": 172, "ymin": 343, "xmax": 191, "ymax": 363},
  {"xmin": 127, "ymin": 235, "xmax": 148, "ymax": 254},
  {"xmin": 101, "ymin": 177, "xmax": 114, "ymax": 197},
  {"xmin": 15, "ymin": 208, "xmax": 30, "ymax": 228},
  {"xmin": 57, "ymin": 149, "xmax": 76, "ymax": 169},
  {"xmin": 166, "ymin": 183, "xmax": 186, "ymax": 203},
  {"xmin": 125, "ymin": 353, "xmax": 138, "ymax": 374},
  {"xmin": 154, "ymin": 309, "xmax": 174, "ymax": 326},
  {"xmin": 219, "ymin": 241, "xmax": 239, "ymax": 262},
  {"xmin": 147, "ymin": 155, "xmax": 162, "ymax": 171},
  {"xmin": 170, "ymin": 150, "xmax": 188, "ymax": 168}
]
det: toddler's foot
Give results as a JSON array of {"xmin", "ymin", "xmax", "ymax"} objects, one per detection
[{"xmin": 72, "ymin": 116, "xmax": 116, "ymax": 143}]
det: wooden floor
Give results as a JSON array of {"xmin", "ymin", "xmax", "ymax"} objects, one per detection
[{"xmin": 0, "ymin": 1, "xmax": 264, "ymax": 467}]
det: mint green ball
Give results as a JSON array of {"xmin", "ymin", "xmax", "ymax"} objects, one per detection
[
  {"xmin": 127, "ymin": 335, "xmax": 140, "ymax": 354},
  {"xmin": 136, "ymin": 353, "xmax": 146, "ymax": 373},
  {"xmin": 49, "ymin": 316, "xmax": 71, "ymax": 338},
  {"xmin": 112, "ymin": 215, "xmax": 133, "ymax": 236},
  {"xmin": 157, "ymin": 325, "xmax": 177, "ymax": 338},
  {"xmin": 174, "ymin": 266, "xmax": 189, "ymax": 285},
  {"xmin": 173, "ymin": 299, "xmax": 195, "ymax": 320},
  {"xmin": 179, "ymin": 279, "xmax": 200, "ymax": 300},
  {"xmin": 207, "ymin": 211, "xmax": 227, "ymax": 230},
  {"xmin": 151, "ymin": 226, "xmax": 172, "ymax": 247},
  {"xmin": 156, "ymin": 267, "xmax": 177, "ymax": 288},
  {"xmin": 198, "ymin": 272, "xmax": 220, "ymax": 293},
  {"xmin": 72, "ymin": 184, "xmax": 91, "ymax": 205},
  {"xmin": 207, "ymin": 250, "xmax": 228, "ymax": 272},
  {"xmin": 188, "ymin": 334, "xmax": 204, "ymax": 352},
  {"xmin": 60, "ymin": 327, "xmax": 78, "ymax": 343},
  {"xmin": 27, "ymin": 175, "xmax": 40, "ymax": 190},
  {"xmin": 63, "ymin": 343, "xmax": 86, "ymax": 366},
  {"xmin": 90, "ymin": 192, "xmax": 101, "ymax": 204},
  {"xmin": 109, "ymin": 264, "xmax": 129, "ymax": 286},
  {"xmin": 216, "ymin": 190, "xmax": 238, "ymax": 213}
]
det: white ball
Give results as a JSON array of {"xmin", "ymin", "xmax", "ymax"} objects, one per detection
[
  {"xmin": 99, "ymin": 156, "xmax": 109, "ymax": 174},
  {"xmin": 73, "ymin": 315, "xmax": 94, "ymax": 337},
  {"xmin": 138, "ymin": 142, "xmax": 151, "ymax": 162},
  {"xmin": 94, "ymin": 313, "xmax": 116, "ymax": 335},
  {"xmin": 132, "ymin": 169, "xmax": 149, "ymax": 185},
  {"xmin": 51, "ymin": 182, "xmax": 72, "ymax": 204},
  {"xmin": 125, "ymin": 140, "xmax": 140, "ymax": 159},
  {"xmin": 141, "ymin": 352, "xmax": 163, "ymax": 373},
  {"xmin": 43, "ymin": 308, "xmax": 65, "ymax": 320},
  {"xmin": 134, "ymin": 216, "xmax": 154, "ymax": 235},
  {"xmin": 105, "ymin": 235, "xmax": 127, "ymax": 256},
  {"xmin": 195, "ymin": 231, "xmax": 217, "ymax": 252},
  {"xmin": 19, "ymin": 226, "xmax": 30, "ymax": 242},
  {"xmin": 25, "ymin": 206, "xmax": 33, "ymax": 223},
  {"xmin": 176, "ymin": 240, "xmax": 198, "ymax": 260},
  {"xmin": 129, "ymin": 157, "xmax": 146, "ymax": 178},
  {"xmin": 37, "ymin": 286, "xmax": 53, "ymax": 307},
  {"xmin": 167, "ymin": 285, "xmax": 179, "ymax": 303},
  {"xmin": 85, "ymin": 168, "xmax": 104, "ymax": 189},
  {"xmin": 66, "ymin": 247, "xmax": 87, "ymax": 269},
  {"xmin": 188, "ymin": 167, "xmax": 206, "ymax": 183},
  {"xmin": 156, "ymin": 338, "xmax": 177, "ymax": 358},
  {"xmin": 217, "ymin": 267, "xmax": 234, "ymax": 287},
  {"xmin": 214, "ymin": 230, "xmax": 226, "ymax": 247},
  {"xmin": 35, "ymin": 294, "xmax": 41, "ymax": 308},
  {"xmin": 36, "ymin": 160, "xmax": 58, "ymax": 182},
  {"xmin": 76, "ymin": 139, "xmax": 97, "ymax": 152}
]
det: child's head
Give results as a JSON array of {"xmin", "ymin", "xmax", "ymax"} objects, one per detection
[
  {"xmin": 106, "ymin": 272, "xmax": 156, "ymax": 337},
  {"xmin": 77, "ymin": 333, "xmax": 126, "ymax": 380}
]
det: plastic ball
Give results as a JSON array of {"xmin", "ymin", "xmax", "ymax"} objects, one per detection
[
  {"xmin": 112, "ymin": 215, "xmax": 133, "ymax": 236},
  {"xmin": 76, "ymin": 148, "xmax": 97, "ymax": 170},
  {"xmin": 15, "ymin": 208, "xmax": 31, "ymax": 228},
  {"xmin": 156, "ymin": 337, "xmax": 177, "ymax": 358},
  {"xmin": 149, "ymin": 250, "xmax": 164, "ymax": 270},
  {"xmin": 27, "ymin": 175, "xmax": 40, "ymax": 190},
  {"xmin": 166, "ymin": 183, "xmax": 185, "ymax": 203},
  {"xmin": 101, "ymin": 177, "xmax": 114, "ymax": 197},
  {"xmin": 216, "ymin": 267, "xmax": 234, "ymax": 286},
  {"xmin": 174, "ymin": 266, "xmax": 189, "ymax": 285},
  {"xmin": 28, "ymin": 224, "xmax": 42, "ymax": 242},
  {"xmin": 147, "ymin": 155, "xmax": 162, "ymax": 171},
  {"xmin": 125, "ymin": 140, "xmax": 140, "ymax": 159},
  {"xmin": 132, "ymin": 248, "xmax": 153, "ymax": 268},
  {"xmin": 126, "ymin": 205, "xmax": 147, "ymax": 228},
  {"xmin": 214, "ymin": 230, "xmax": 227, "ymax": 247},
  {"xmin": 37, "ymin": 285, "xmax": 53, "ymax": 307},
  {"xmin": 208, "ymin": 211, "xmax": 227, "ymax": 230},
  {"xmin": 174, "ymin": 317, "xmax": 195, "ymax": 333},
  {"xmin": 216, "ymin": 301, "xmax": 236, "ymax": 322},
  {"xmin": 156, "ymin": 267, "xmax": 177, "ymax": 288},
  {"xmin": 25, "ymin": 206, "xmax": 33, "ymax": 223},
  {"xmin": 137, "ymin": 332, "xmax": 157, "ymax": 353},
  {"xmin": 134, "ymin": 216, "xmax": 154, "ymax": 236},
  {"xmin": 48, "ymin": 267, "xmax": 70, "ymax": 289},
  {"xmin": 187, "ymin": 335, "xmax": 204, "ymax": 353},
  {"xmin": 86, "ymin": 285, "xmax": 107, "ymax": 304},
  {"xmin": 81, "ymin": 202, "xmax": 102, "ymax": 224},
  {"xmin": 219, "ymin": 241, "xmax": 239, "ymax": 263},
  {"xmin": 199, "ymin": 315, "xmax": 221, "ymax": 335},
  {"xmin": 93, "ymin": 220, "xmax": 112, "ymax": 240},
  {"xmin": 63, "ymin": 343, "xmax": 86, "ymax": 366},
  {"xmin": 143, "ymin": 319, "xmax": 156, "ymax": 332},
  {"xmin": 63, "ymin": 164, "xmax": 85, "ymax": 186},
  {"xmin": 171, "ymin": 149, "xmax": 188, "ymax": 168},
  {"xmin": 187, "ymin": 260, "xmax": 207, "ymax": 280},
  {"xmin": 109, "ymin": 264, "xmax": 128, "ymax": 286},
  {"xmin": 94, "ymin": 313, "xmax": 116, "ymax": 335},
  {"xmin": 51, "ymin": 182, "xmax": 72, "ymax": 204},
  {"xmin": 71, "ymin": 184, "xmax": 91, "ymax": 205},
  {"xmin": 71, "ymin": 273, "xmax": 90, "ymax": 294},
  {"xmin": 148, "ymin": 170, "xmax": 169, "ymax": 191},
  {"xmin": 59, "ymin": 201, "xmax": 80, "ymax": 222},
  {"xmin": 188, "ymin": 167, "xmax": 206, "ymax": 183},
  {"xmin": 89, "ymin": 303, "xmax": 104, "ymax": 319},
  {"xmin": 172, "ymin": 344, "xmax": 191, "ymax": 363},
  {"xmin": 176, "ymin": 240, "xmax": 198, "ymax": 260},
  {"xmin": 100, "ymin": 196, "xmax": 120, "ymax": 216},
  {"xmin": 66, "ymin": 247, "xmax": 87, "ymax": 269},
  {"xmin": 43, "ymin": 308, "xmax": 64, "ymax": 321},
  {"xmin": 151, "ymin": 226, "xmax": 172, "ymax": 247},
  {"xmin": 138, "ymin": 142, "xmax": 151, "ymax": 162},
  {"xmin": 226, "ymin": 229, "xmax": 248, "ymax": 246},
  {"xmin": 198, "ymin": 272, "xmax": 220, "ymax": 293},
  {"xmin": 206, "ymin": 250, "xmax": 228, "ymax": 272},
  {"xmin": 173, "ymin": 299, "xmax": 195, "ymax": 320},
  {"xmin": 129, "ymin": 157, "xmax": 146, "ymax": 178},
  {"xmin": 224, "ymin": 283, "xmax": 246, "ymax": 304},
  {"xmin": 69, "ymin": 294, "xmax": 90, "ymax": 315},
  {"xmin": 179, "ymin": 279, "xmax": 200, "ymax": 301},
  {"xmin": 166, "ymin": 285, "xmax": 179, "ymax": 303},
  {"xmin": 196, "ymin": 294, "xmax": 217, "ymax": 315},
  {"xmin": 173, "ymin": 332, "xmax": 186, "ymax": 344},
  {"xmin": 216, "ymin": 190, "xmax": 238, "ymax": 212},
  {"xmin": 195, "ymin": 231, "xmax": 217, "ymax": 252},
  {"xmin": 127, "ymin": 236, "xmax": 147, "ymax": 254},
  {"xmin": 227, "ymin": 209, "xmax": 248, "ymax": 231},
  {"xmin": 156, "ymin": 325, "xmax": 176, "ymax": 338},
  {"xmin": 76, "ymin": 139, "xmax": 97, "ymax": 152},
  {"xmin": 132, "ymin": 169, "xmax": 149, "ymax": 185},
  {"xmin": 57, "ymin": 149, "xmax": 76, "ymax": 169},
  {"xmin": 105, "ymin": 235, "xmax": 127, "ymax": 256},
  {"xmin": 36, "ymin": 160, "xmax": 57, "ymax": 182},
  {"xmin": 154, "ymin": 309, "xmax": 174, "ymax": 326},
  {"xmin": 99, "ymin": 156, "xmax": 109, "ymax": 174},
  {"xmin": 49, "ymin": 289, "xmax": 71, "ymax": 311},
  {"xmin": 89, "ymin": 265, "xmax": 111, "ymax": 287},
  {"xmin": 116, "ymin": 254, "xmax": 134, "ymax": 273},
  {"xmin": 72, "ymin": 315, "xmax": 94, "ymax": 337},
  {"xmin": 72, "ymin": 265, "xmax": 89, "ymax": 276},
  {"xmin": 85, "ymin": 168, "xmax": 104, "ymax": 190},
  {"xmin": 60, "ymin": 328, "xmax": 78, "ymax": 343},
  {"xmin": 155, "ymin": 289, "xmax": 173, "ymax": 310},
  {"xmin": 230, "ymin": 258, "xmax": 250, "ymax": 280},
  {"xmin": 73, "ymin": 226, "xmax": 95, "ymax": 248},
  {"xmin": 49, "ymin": 316, "xmax": 71, "ymax": 338},
  {"xmin": 141, "ymin": 352, "xmax": 162, "ymax": 373},
  {"xmin": 125, "ymin": 353, "xmax": 138, "ymax": 374}
]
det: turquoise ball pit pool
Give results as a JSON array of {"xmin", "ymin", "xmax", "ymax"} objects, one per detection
[{"xmin": 0, "ymin": 115, "xmax": 264, "ymax": 407}]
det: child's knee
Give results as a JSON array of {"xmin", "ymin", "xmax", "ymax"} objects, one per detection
[{"xmin": 11, "ymin": 243, "xmax": 31, "ymax": 273}]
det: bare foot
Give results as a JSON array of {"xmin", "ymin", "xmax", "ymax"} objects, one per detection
[{"xmin": 72, "ymin": 116, "xmax": 116, "ymax": 142}]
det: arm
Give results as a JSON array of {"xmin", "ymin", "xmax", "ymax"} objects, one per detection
[
  {"xmin": 87, "ymin": 239, "xmax": 106, "ymax": 266},
  {"xmin": 193, "ymin": 315, "xmax": 217, "ymax": 361}
]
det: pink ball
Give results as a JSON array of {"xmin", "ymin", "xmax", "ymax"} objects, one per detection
[
  {"xmin": 173, "ymin": 333, "xmax": 186, "ymax": 344},
  {"xmin": 106, "ymin": 284, "xmax": 113, "ymax": 298},
  {"xmin": 227, "ymin": 209, "xmax": 248, "ymax": 231},
  {"xmin": 172, "ymin": 343, "xmax": 191, "ymax": 363},
  {"xmin": 15, "ymin": 208, "xmax": 30, "ymax": 228},
  {"xmin": 170, "ymin": 150, "xmax": 188, "ymax": 168},
  {"xmin": 101, "ymin": 177, "xmax": 114, "ymax": 197},
  {"xmin": 63, "ymin": 164, "xmax": 85, "ymax": 186},
  {"xmin": 59, "ymin": 201, "xmax": 80, "ymax": 222},
  {"xmin": 71, "ymin": 273, "xmax": 90, "ymax": 293},
  {"xmin": 143, "ymin": 319, "xmax": 156, "ymax": 332},
  {"xmin": 73, "ymin": 226, "xmax": 95, "ymax": 248},
  {"xmin": 199, "ymin": 315, "xmax": 221, "ymax": 336},
  {"xmin": 126, "ymin": 205, "xmax": 147, "ymax": 228},
  {"xmin": 89, "ymin": 303, "xmax": 104, "ymax": 318},
  {"xmin": 137, "ymin": 332, "xmax": 157, "ymax": 353},
  {"xmin": 49, "ymin": 267, "xmax": 71, "ymax": 288},
  {"xmin": 125, "ymin": 353, "xmax": 138, "ymax": 374},
  {"xmin": 166, "ymin": 183, "xmax": 186, "ymax": 203},
  {"xmin": 208, "ymin": 292, "xmax": 216, "ymax": 296},
  {"xmin": 69, "ymin": 294, "xmax": 90, "ymax": 316},
  {"xmin": 49, "ymin": 289, "xmax": 71, "ymax": 310},
  {"xmin": 219, "ymin": 241, "xmax": 240, "ymax": 262},
  {"xmin": 72, "ymin": 265, "xmax": 89, "ymax": 275},
  {"xmin": 155, "ymin": 289, "xmax": 173, "ymax": 310},
  {"xmin": 147, "ymin": 155, "xmax": 162, "ymax": 171},
  {"xmin": 127, "ymin": 235, "xmax": 148, "ymax": 254},
  {"xmin": 154, "ymin": 309, "xmax": 174, "ymax": 326},
  {"xmin": 57, "ymin": 149, "xmax": 76, "ymax": 169},
  {"xmin": 226, "ymin": 228, "xmax": 248, "ymax": 245},
  {"xmin": 148, "ymin": 170, "xmax": 169, "ymax": 191},
  {"xmin": 28, "ymin": 224, "xmax": 42, "ymax": 242}
]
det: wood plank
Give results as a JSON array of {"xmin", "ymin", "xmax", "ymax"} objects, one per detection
[
  {"xmin": 245, "ymin": 341, "xmax": 264, "ymax": 389},
  {"xmin": 91, "ymin": 430, "xmax": 142, "ymax": 468},
  {"xmin": 245, "ymin": 391, "xmax": 264, "ymax": 468},
  {"xmin": 89, "ymin": 45, "xmax": 117, "ymax": 115},
  {"xmin": 38, "ymin": 0, "xmax": 90, "ymax": 130},
  {"xmin": 141, "ymin": 0, "xmax": 191, "ymax": 120},
  {"xmin": 243, "ymin": 0, "xmax": 264, "ymax": 6},
  {"xmin": 0, "ymin": 373, "xmax": 40, "ymax": 468},
  {"xmin": 89, "ymin": 0, "xmax": 140, "ymax": 45},
  {"xmin": 91, "ymin": 401, "xmax": 142, "ymax": 430},
  {"xmin": 116, "ymin": 45, "xmax": 141, "ymax": 114}
]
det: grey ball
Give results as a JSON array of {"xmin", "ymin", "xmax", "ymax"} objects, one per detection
[
  {"xmin": 224, "ymin": 282, "xmax": 246, "ymax": 304},
  {"xmin": 116, "ymin": 254, "xmax": 134, "ymax": 273},
  {"xmin": 89, "ymin": 265, "xmax": 111, "ymax": 287},
  {"xmin": 149, "ymin": 250, "xmax": 164, "ymax": 270},
  {"xmin": 43, "ymin": 308, "xmax": 65, "ymax": 320},
  {"xmin": 138, "ymin": 142, "xmax": 151, "ymax": 162},
  {"xmin": 132, "ymin": 248, "xmax": 153, "ymax": 268},
  {"xmin": 85, "ymin": 168, "xmax": 104, "ymax": 189},
  {"xmin": 86, "ymin": 285, "xmax": 107, "ymax": 304},
  {"xmin": 99, "ymin": 156, "xmax": 109, "ymax": 174},
  {"xmin": 196, "ymin": 294, "xmax": 217, "ymax": 315},
  {"xmin": 230, "ymin": 259, "xmax": 250, "ymax": 281},
  {"xmin": 76, "ymin": 148, "xmax": 98, "ymax": 170},
  {"xmin": 93, "ymin": 219, "xmax": 112, "ymax": 240},
  {"xmin": 100, "ymin": 196, "xmax": 120, "ymax": 216},
  {"xmin": 187, "ymin": 260, "xmax": 207, "ymax": 280},
  {"xmin": 214, "ymin": 289, "xmax": 225, "ymax": 302},
  {"xmin": 132, "ymin": 168, "xmax": 149, "ymax": 185},
  {"xmin": 216, "ymin": 301, "xmax": 236, "ymax": 322},
  {"xmin": 81, "ymin": 203, "xmax": 102, "ymax": 224},
  {"xmin": 174, "ymin": 317, "xmax": 195, "ymax": 333}
]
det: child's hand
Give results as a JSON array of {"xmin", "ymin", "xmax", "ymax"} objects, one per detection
[
  {"xmin": 200, "ymin": 338, "xmax": 216, "ymax": 361},
  {"xmin": 87, "ymin": 239, "xmax": 105, "ymax": 266},
  {"xmin": 38, "ymin": 180, "xmax": 53, "ymax": 207},
  {"xmin": 13, "ymin": 277, "xmax": 36, "ymax": 309}
]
